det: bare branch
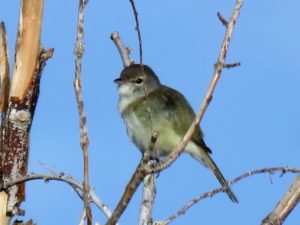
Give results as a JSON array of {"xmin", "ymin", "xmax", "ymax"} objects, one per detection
[
  {"xmin": 139, "ymin": 132, "xmax": 158, "ymax": 225},
  {"xmin": 110, "ymin": 0, "xmax": 244, "ymax": 223},
  {"xmin": 12, "ymin": 219, "xmax": 36, "ymax": 225},
  {"xmin": 161, "ymin": 167, "xmax": 300, "ymax": 224},
  {"xmin": 1, "ymin": 5, "xmax": 48, "ymax": 217},
  {"xmin": 9, "ymin": 0, "xmax": 43, "ymax": 100},
  {"xmin": 79, "ymin": 209, "xmax": 86, "ymax": 225},
  {"xmin": 106, "ymin": 162, "xmax": 146, "ymax": 225},
  {"xmin": 0, "ymin": 45, "xmax": 51, "ymax": 221},
  {"xmin": 0, "ymin": 173, "xmax": 116, "ymax": 222},
  {"xmin": 0, "ymin": 7, "xmax": 48, "ymax": 219},
  {"xmin": 146, "ymin": 0, "xmax": 244, "ymax": 174},
  {"xmin": 0, "ymin": 192, "xmax": 11, "ymax": 225},
  {"xmin": 73, "ymin": 0, "xmax": 91, "ymax": 224},
  {"xmin": 217, "ymin": 12, "xmax": 228, "ymax": 27},
  {"xmin": 111, "ymin": 31, "xmax": 134, "ymax": 67},
  {"xmin": 261, "ymin": 174, "xmax": 300, "ymax": 225},
  {"xmin": 129, "ymin": 0, "xmax": 143, "ymax": 66},
  {"xmin": 0, "ymin": 22, "xmax": 10, "ymax": 112},
  {"xmin": 223, "ymin": 62, "xmax": 241, "ymax": 69},
  {"xmin": 139, "ymin": 174, "xmax": 156, "ymax": 225},
  {"xmin": 106, "ymin": 132, "xmax": 159, "ymax": 225}
]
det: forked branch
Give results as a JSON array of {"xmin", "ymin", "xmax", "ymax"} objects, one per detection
[
  {"xmin": 160, "ymin": 167, "xmax": 300, "ymax": 224},
  {"xmin": 0, "ymin": 173, "xmax": 116, "ymax": 222},
  {"xmin": 146, "ymin": 0, "xmax": 244, "ymax": 174},
  {"xmin": 109, "ymin": 0, "xmax": 244, "ymax": 224}
]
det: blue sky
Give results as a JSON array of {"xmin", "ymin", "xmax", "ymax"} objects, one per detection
[{"xmin": 1, "ymin": 1, "xmax": 300, "ymax": 224}]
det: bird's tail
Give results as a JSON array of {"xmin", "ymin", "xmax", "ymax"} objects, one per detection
[{"xmin": 203, "ymin": 153, "xmax": 238, "ymax": 203}]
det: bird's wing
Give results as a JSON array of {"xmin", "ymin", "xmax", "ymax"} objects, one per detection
[{"xmin": 150, "ymin": 86, "xmax": 212, "ymax": 154}]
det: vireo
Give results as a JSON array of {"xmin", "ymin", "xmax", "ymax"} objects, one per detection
[{"xmin": 114, "ymin": 64, "xmax": 238, "ymax": 203}]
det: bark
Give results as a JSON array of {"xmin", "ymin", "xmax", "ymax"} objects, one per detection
[
  {"xmin": 261, "ymin": 175, "xmax": 300, "ymax": 225},
  {"xmin": 0, "ymin": 1, "xmax": 52, "ymax": 223}
]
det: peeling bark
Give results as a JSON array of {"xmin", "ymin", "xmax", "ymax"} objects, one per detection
[{"xmin": 0, "ymin": 48, "xmax": 53, "ymax": 215}]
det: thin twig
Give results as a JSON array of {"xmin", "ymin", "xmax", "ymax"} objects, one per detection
[
  {"xmin": 126, "ymin": 5, "xmax": 159, "ymax": 223},
  {"xmin": 0, "ymin": 173, "xmax": 117, "ymax": 223},
  {"xmin": 110, "ymin": 4, "xmax": 156, "ymax": 218},
  {"xmin": 223, "ymin": 62, "xmax": 241, "ymax": 69},
  {"xmin": 146, "ymin": 0, "xmax": 244, "ymax": 174},
  {"xmin": 217, "ymin": 12, "xmax": 228, "ymax": 27},
  {"xmin": 111, "ymin": 31, "xmax": 134, "ymax": 67},
  {"xmin": 74, "ymin": 0, "xmax": 91, "ymax": 224},
  {"xmin": 261, "ymin": 174, "xmax": 300, "ymax": 225},
  {"xmin": 110, "ymin": 0, "xmax": 244, "ymax": 222},
  {"xmin": 79, "ymin": 209, "xmax": 86, "ymax": 225},
  {"xmin": 129, "ymin": 0, "xmax": 143, "ymax": 66},
  {"xmin": 162, "ymin": 167, "xmax": 300, "ymax": 224}
]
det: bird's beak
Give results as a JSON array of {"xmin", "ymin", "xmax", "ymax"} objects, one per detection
[{"xmin": 114, "ymin": 78, "xmax": 123, "ymax": 84}]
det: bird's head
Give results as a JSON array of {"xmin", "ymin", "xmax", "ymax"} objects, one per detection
[{"xmin": 114, "ymin": 64, "xmax": 160, "ymax": 99}]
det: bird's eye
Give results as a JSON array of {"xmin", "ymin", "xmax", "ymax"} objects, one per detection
[{"xmin": 136, "ymin": 78, "xmax": 143, "ymax": 84}]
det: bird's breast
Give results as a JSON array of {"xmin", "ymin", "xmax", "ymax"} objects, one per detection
[{"xmin": 122, "ymin": 109, "xmax": 151, "ymax": 153}]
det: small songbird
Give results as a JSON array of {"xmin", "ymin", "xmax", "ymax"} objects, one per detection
[{"xmin": 114, "ymin": 64, "xmax": 238, "ymax": 203}]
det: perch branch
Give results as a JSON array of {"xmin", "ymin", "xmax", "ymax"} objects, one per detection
[
  {"xmin": 111, "ymin": 31, "xmax": 134, "ymax": 67},
  {"xmin": 139, "ymin": 174, "xmax": 156, "ymax": 225},
  {"xmin": 146, "ymin": 0, "xmax": 244, "ymax": 174},
  {"xmin": 105, "ymin": 162, "xmax": 146, "ymax": 225},
  {"xmin": 161, "ymin": 167, "xmax": 300, "ymax": 224},
  {"xmin": 139, "ymin": 132, "xmax": 158, "ymax": 225},
  {"xmin": 106, "ymin": 133, "xmax": 159, "ymax": 225},
  {"xmin": 261, "ymin": 174, "xmax": 300, "ymax": 225},
  {"xmin": 110, "ymin": 0, "xmax": 244, "ymax": 222},
  {"xmin": 74, "ymin": 0, "xmax": 92, "ymax": 224}
]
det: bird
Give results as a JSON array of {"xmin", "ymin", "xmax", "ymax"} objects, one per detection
[{"xmin": 114, "ymin": 63, "xmax": 238, "ymax": 203}]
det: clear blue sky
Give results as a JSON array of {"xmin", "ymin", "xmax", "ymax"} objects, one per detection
[{"xmin": 1, "ymin": 1, "xmax": 300, "ymax": 225}]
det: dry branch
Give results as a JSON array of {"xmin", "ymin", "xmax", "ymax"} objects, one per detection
[
  {"xmin": 111, "ymin": 31, "xmax": 134, "ymax": 67},
  {"xmin": 161, "ymin": 167, "xmax": 300, "ymax": 224},
  {"xmin": 129, "ymin": 0, "xmax": 143, "ymax": 66},
  {"xmin": 106, "ymin": 128, "xmax": 158, "ymax": 225},
  {"xmin": 0, "ymin": 192, "xmax": 10, "ymax": 225},
  {"xmin": 0, "ymin": 47, "xmax": 53, "ymax": 221},
  {"xmin": 0, "ymin": 172, "xmax": 117, "ymax": 222},
  {"xmin": 12, "ymin": 219, "xmax": 36, "ymax": 225},
  {"xmin": 106, "ymin": 162, "xmax": 146, "ymax": 225},
  {"xmin": 9, "ymin": 0, "xmax": 43, "ymax": 100},
  {"xmin": 109, "ymin": 0, "xmax": 244, "ymax": 223},
  {"xmin": 261, "ymin": 174, "xmax": 300, "ymax": 225},
  {"xmin": 146, "ymin": 0, "xmax": 244, "ymax": 174},
  {"xmin": 217, "ymin": 12, "xmax": 228, "ymax": 27},
  {"xmin": 73, "ymin": 0, "xmax": 92, "ymax": 224},
  {"xmin": 0, "ymin": 1, "xmax": 50, "ymax": 223},
  {"xmin": 0, "ymin": 22, "xmax": 10, "ymax": 112},
  {"xmin": 138, "ymin": 174, "xmax": 156, "ymax": 225}
]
